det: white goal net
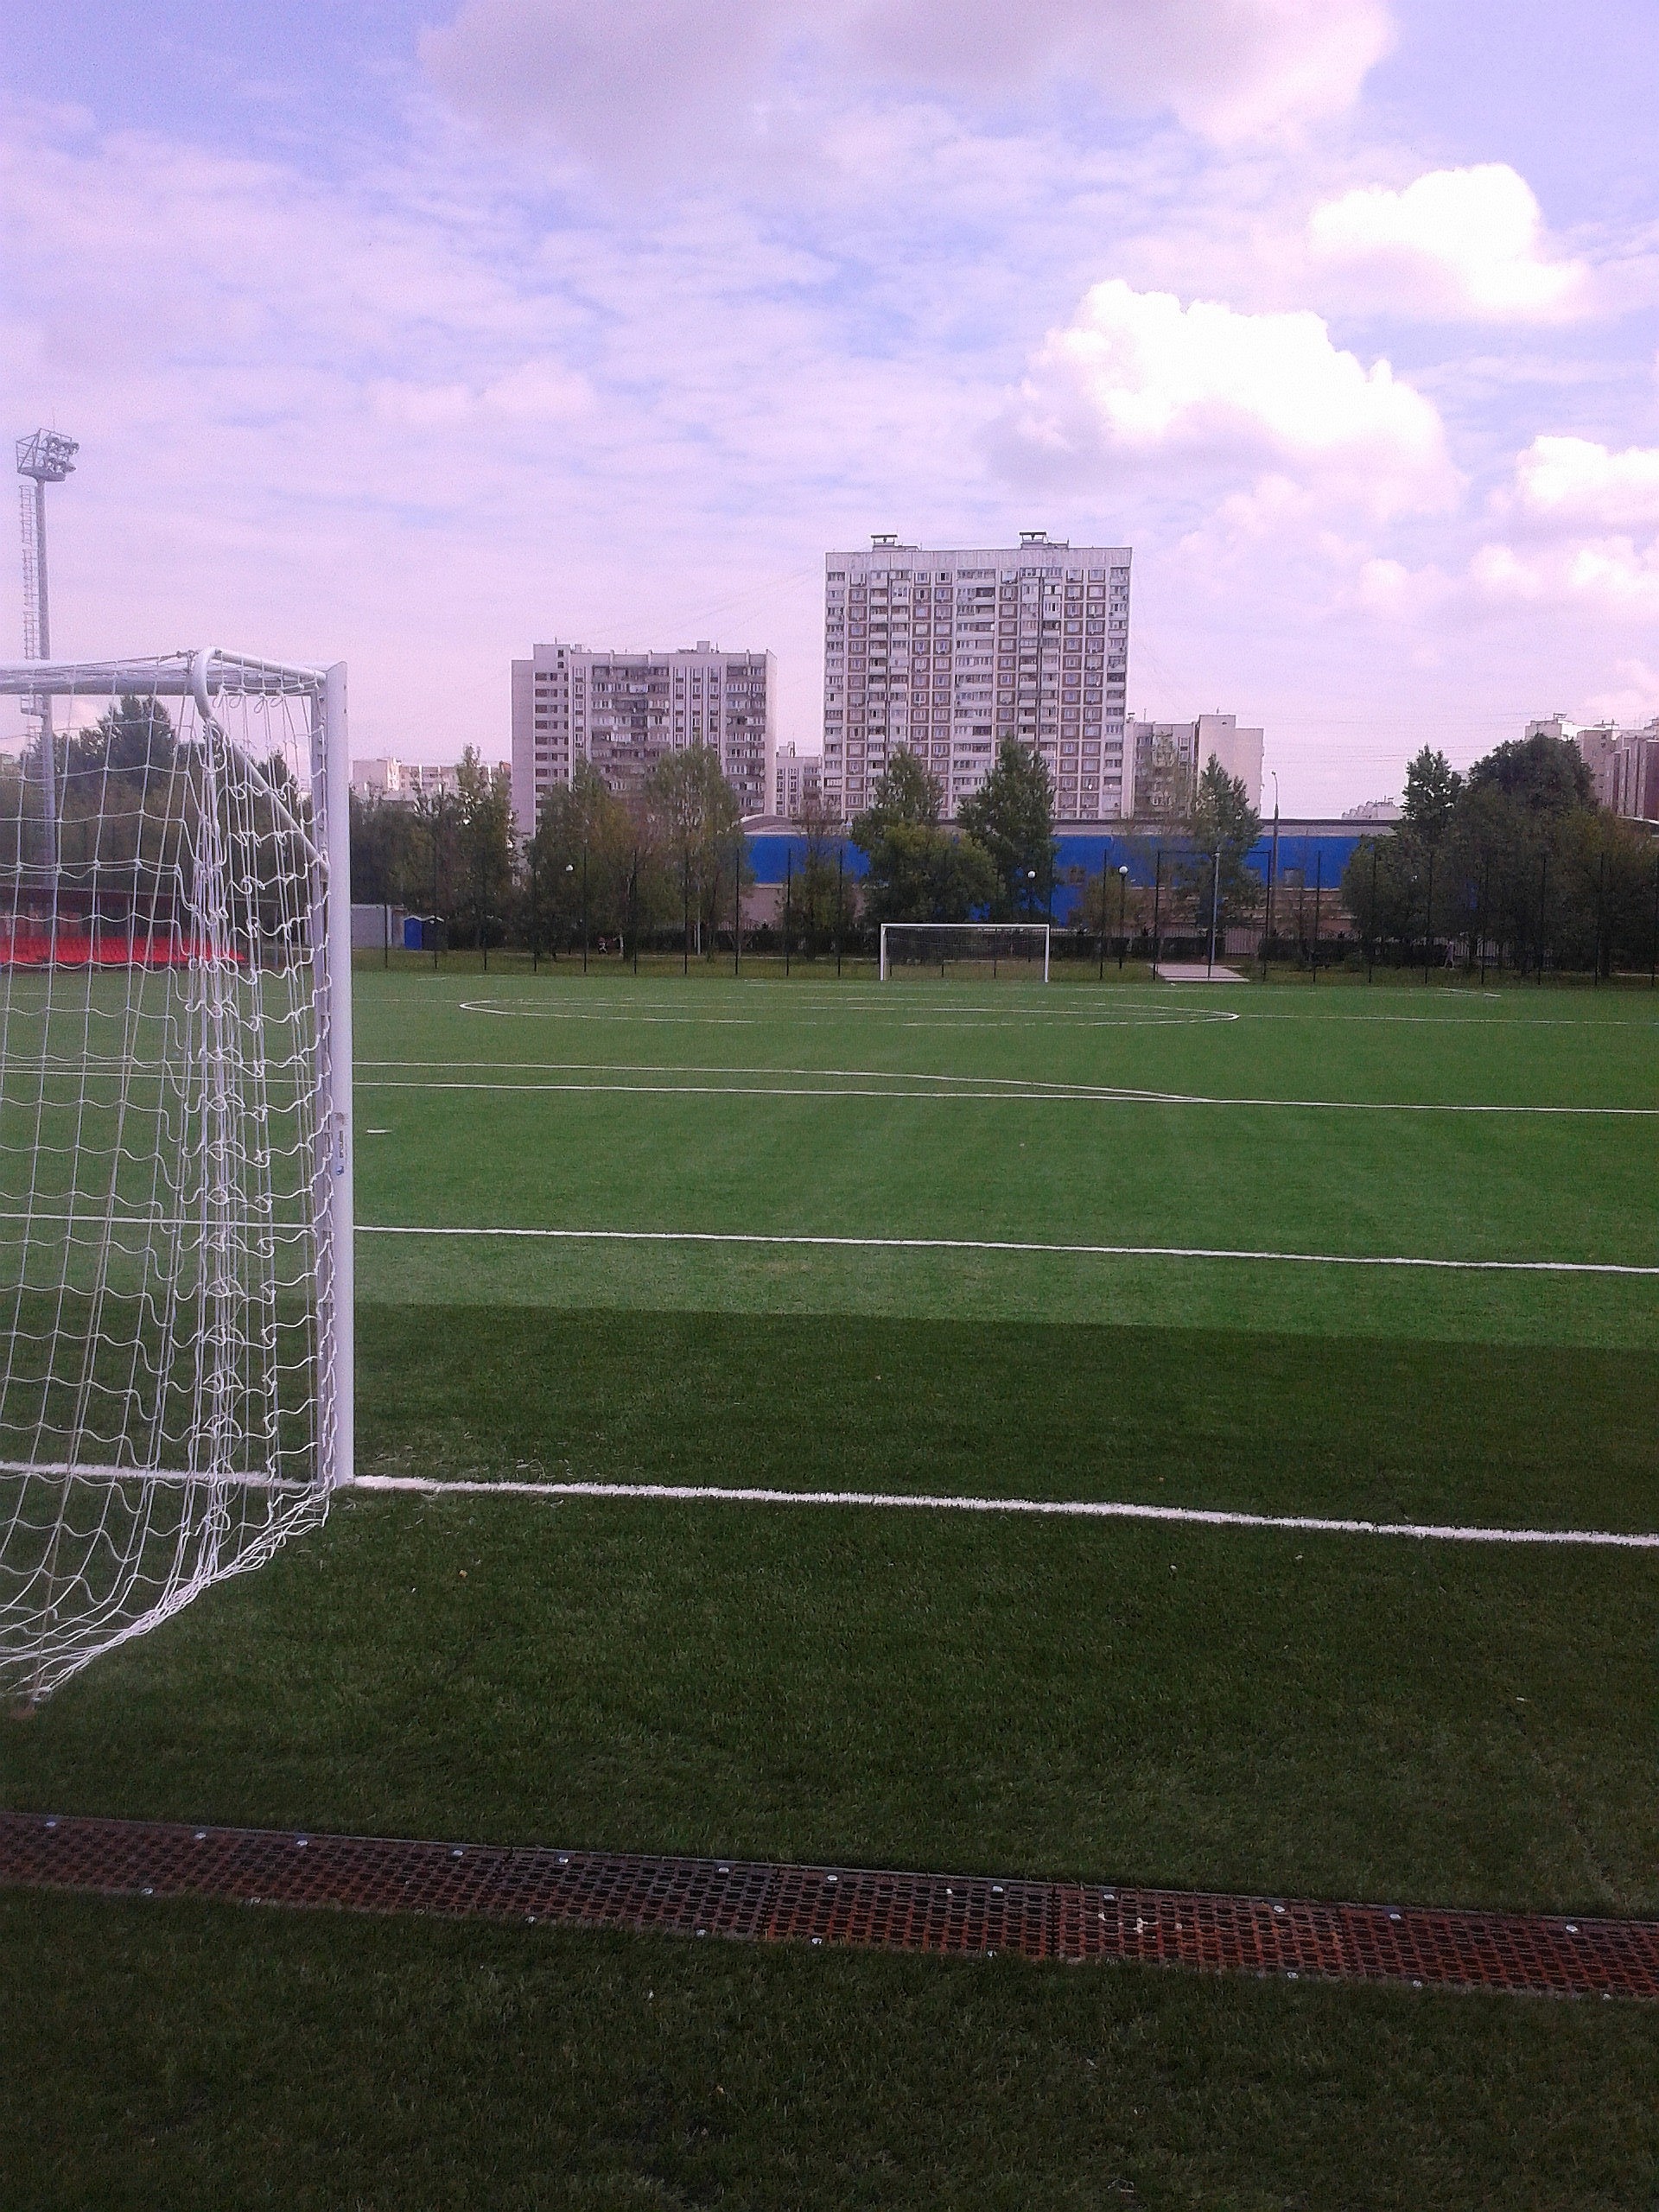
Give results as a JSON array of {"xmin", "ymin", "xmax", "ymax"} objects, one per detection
[
  {"xmin": 879, "ymin": 923, "xmax": 1051, "ymax": 981},
  {"xmin": 0, "ymin": 651, "xmax": 352, "ymax": 1702}
]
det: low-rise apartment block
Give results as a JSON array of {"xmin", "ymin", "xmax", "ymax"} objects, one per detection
[{"xmin": 350, "ymin": 757, "xmax": 465, "ymax": 805}]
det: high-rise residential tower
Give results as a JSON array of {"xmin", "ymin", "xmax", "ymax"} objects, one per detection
[
  {"xmin": 821, "ymin": 532, "xmax": 1131, "ymax": 821},
  {"xmin": 512, "ymin": 640, "xmax": 776, "ymax": 835}
]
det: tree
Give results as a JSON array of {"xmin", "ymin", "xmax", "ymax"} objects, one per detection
[
  {"xmin": 849, "ymin": 754, "xmax": 996, "ymax": 925},
  {"xmin": 1402, "ymin": 747, "xmax": 1463, "ymax": 847},
  {"xmin": 350, "ymin": 789, "xmax": 425, "ymax": 910},
  {"xmin": 1466, "ymin": 732, "xmax": 1593, "ymax": 817},
  {"xmin": 454, "ymin": 748, "xmax": 515, "ymax": 958},
  {"xmin": 957, "ymin": 739, "xmax": 1056, "ymax": 918},
  {"xmin": 643, "ymin": 744, "xmax": 746, "ymax": 957},
  {"xmin": 1179, "ymin": 758, "xmax": 1262, "ymax": 939},
  {"xmin": 792, "ymin": 789, "xmax": 843, "ymax": 952},
  {"xmin": 523, "ymin": 765, "xmax": 636, "ymax": 950}
]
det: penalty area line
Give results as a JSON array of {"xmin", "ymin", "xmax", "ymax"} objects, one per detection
[
  {"xmin": 346, "ymin": 1476, "xmax": 1659, "ymax": 1548},
  {"xmin": 356, "ymin": 1224, "xmax": 1659, "ymax": 1277}
]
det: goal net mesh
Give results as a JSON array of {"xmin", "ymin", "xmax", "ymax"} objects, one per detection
[
  {"xmin": 0, "ymin": 652, "xmax": 349, "ymax": 1701},
  {"xmin": 880, "ymin": 924, "xmax": 1050, "ymax": 978}
]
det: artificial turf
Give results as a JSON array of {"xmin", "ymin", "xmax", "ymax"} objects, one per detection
[
  {"xmin": 6, "ymin": 1891, "xmax": 1658, "ymax": 2212},
  {"xmin": 6, "ymin": 1306, "xmax": 1657, "ymax": 1913},
  {"xmin": 4, "ymin": 966, "xmax": 1657, "ymax": 2203}
]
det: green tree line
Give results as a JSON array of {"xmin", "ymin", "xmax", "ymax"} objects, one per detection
[{"xmin": 1343, "ymin": 734, "xmax": 1659, "ymax": 976}]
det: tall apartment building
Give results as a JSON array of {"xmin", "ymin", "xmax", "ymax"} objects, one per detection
[
  {"xmin": 511, "ymin": 640, "xmax": 776, "ymax": 835},
  {"xmin": 1127, "ymin": 712, "xmax": 1265, "ymax": 820},
  {"xmin": 821, "ymin": 532, "xmax": 1131, "ymax": 822},
  {"xmin": 772, "ymin": 742, "xmax": 823, "ymax": 820}
]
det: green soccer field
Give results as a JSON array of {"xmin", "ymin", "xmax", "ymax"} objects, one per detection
[{"xmin": 6, "ymin": 963, "xmax": 1659, "ymax": 2209}]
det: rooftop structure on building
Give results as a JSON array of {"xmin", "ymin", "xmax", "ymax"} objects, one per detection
[
  {"xmin": 512, "ymin": 640, "xmax": 775, "ymax": 833},
  {"xmin": 1342, "ymin": 797, "xmax": 1402, "ymax": 822},
  {"xmin": 821, "ymin": 532, "xmax": 1131, "ymax": 823}
]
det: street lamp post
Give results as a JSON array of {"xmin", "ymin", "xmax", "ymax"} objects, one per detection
[
  {"xmin": 1309, "ymin": 850, "xmax": 1322, "ymax": 985},
  {"xmin": 1097, "ymin": 842, "xmax": 1108, "ymax": 981},
  {"xmin": 1262, "ymin": 775, "xmax": 1280, "ymax": 982},
  {"xmin": 1117, "ymin": 864, "xmax": 1129, "ymax": 973}
]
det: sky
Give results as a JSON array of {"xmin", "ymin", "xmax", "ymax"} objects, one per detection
[{"xmin": 4, "ymin": 0, "xmax": 1659, "ymax": 810}]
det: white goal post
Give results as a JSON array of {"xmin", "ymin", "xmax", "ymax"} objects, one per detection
[
  {"xmin": 879, "ymin": 922, "xmax": 1051, "ymax": 981},
  {"xmin": 0, "ymin": 649, "xmax": 352, "ymax": 1701}
]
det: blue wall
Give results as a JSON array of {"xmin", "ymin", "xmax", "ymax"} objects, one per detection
[{"xmin": 746, "ymin": 825, "xmax": 1378, "ymax": 924}]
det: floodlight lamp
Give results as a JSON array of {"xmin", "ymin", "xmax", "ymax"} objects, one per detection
[{"xmin": 16, "ymin": 429, "xmax": 78, "ymax": 484}]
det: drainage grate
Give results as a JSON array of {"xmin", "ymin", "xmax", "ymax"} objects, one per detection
[{"xmin": 3, "ymin": 1811, "xmax": 1655, "ymax": 2000}]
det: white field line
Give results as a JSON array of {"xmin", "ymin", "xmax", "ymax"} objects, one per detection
[
  {"xmin": 356, "ymin": 1059, "xmax": 1657, "ymax": 1116},
  {"xmin": 346, "ymin": 1474, "xmax": 1659, "ymax": 1549},
  {"xmin": 356, "ymin": 1224, "xmax": 1659, "ymax": 1276},
  {"xmin": 456, "ymin": 995, "xmax": 1236, "ymax": 1032},
  {"xmin": 452, "ymin": 990, "xmax": 1659, "ymax": 1031}
]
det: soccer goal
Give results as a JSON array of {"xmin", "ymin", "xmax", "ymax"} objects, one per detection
[
  {"xmin": 0, "ymin": 650, "xmax": 351, "ymax": 1702},
  {"xmin": 878, "ymin": 922, "xmax": 1051, "ymax": 981}
]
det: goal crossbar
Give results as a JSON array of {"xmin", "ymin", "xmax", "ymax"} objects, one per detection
[{"xmin": 879, "ymin": 922, "xmax": 1051, "ymax": 981}]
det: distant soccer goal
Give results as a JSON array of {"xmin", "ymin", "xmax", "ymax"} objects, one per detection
[
  {"xmin": 0, "ymin": 651, "xmax": 352, "ymax": 1702},
  {"xmin": 878, "ymin": 923, "xmax": 1051, "ymax": 982}
]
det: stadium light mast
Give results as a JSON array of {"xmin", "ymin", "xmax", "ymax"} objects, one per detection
[{"xmin": 16, "ymin": 428, "xmax": 79, "ymax": 858}]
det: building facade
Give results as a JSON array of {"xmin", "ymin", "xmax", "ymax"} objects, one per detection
[
  {"xmin": 1529, "ymin": 715, "xmax": 1659, "ymax": 819},
  {"xmin": 1613, "ymin": 728, "xmax": 1659, "ymax": 820},
  {"xmin": 1126, "ymin": 712, "xmax": 1265, "ymax": 821},
  {"xmin": 512, "ymin": 640, "xmax": 776, "ymax": 835},
  {"xmin": 772, "ymin": 742, "xmax": 823, "ymax": 820},
  {"xmin": 821, "ymin": 532, "xmax": 1132, "ymax": 822},
  {"xmin": 350, "ymin": 757, "xmax": 465, "ymax": 804}
]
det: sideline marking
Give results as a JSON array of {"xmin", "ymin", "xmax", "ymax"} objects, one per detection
[
  {"xmin": 359, "ymin": 1059, "xmax": 1657, "ymax": 1116},
  {"xmin": 346, "ymin": 1475, "xmax": 1659, "ymax": 1548},
  {"xmin": 358, "ymin": 1224, "xmax": 1659, "ymax": 1276}
]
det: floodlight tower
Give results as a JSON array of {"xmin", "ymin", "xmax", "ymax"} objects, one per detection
[{"xmin": 17, "ymin": 428, "xmax": 79, "ymax": 857}]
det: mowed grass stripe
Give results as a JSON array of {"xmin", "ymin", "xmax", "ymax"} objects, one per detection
[{"xmin": 346, "ymin": 1309, "xmax": 1659, "ymax": 1534}]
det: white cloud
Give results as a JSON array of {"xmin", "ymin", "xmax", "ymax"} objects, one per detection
[
  {"xmin": 1512, "ymin": 434, "xmax": 1659, "ymax": 526},
  {"xmin": 422, "ymin": 0, "xmax": 1395, "ymax": 177},
  {"xmin": 1471, "ymin": 532, "xmax": 1659, "ymax": 619},
  {"xmin": 1007, "ymin": 278, "xmax": 1456, "ymax": 517},
  {"xmin": 1583, "ymin": 658, "xmax": 1659, "ymax": 726},
  {"xmin": 1308, "ymin": 165, "xmax": 1587, "ymax": 321}
]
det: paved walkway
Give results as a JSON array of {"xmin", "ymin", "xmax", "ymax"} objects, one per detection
[
  {"xmin": 4, "ymin": 1812, "xmax": 1654, "ymax": 2000},
  {"xmin": 1154, "ymin": 962, "xmax": 1249, "ymax": 982}
]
